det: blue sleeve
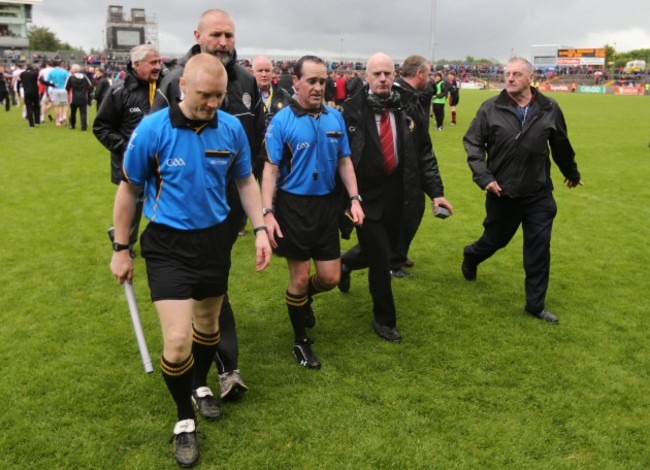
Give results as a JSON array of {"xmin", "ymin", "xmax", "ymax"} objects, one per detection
[
  {"xmin": 264, "ymin": 113, "xmax": 285, "ymax": 165},
  {"xmin": 122, "ymin": 118, "xmax": 156, "ymax": 186},
  {"xmin": 232, "ymin": 121, "xmax": 253, "ymax": 180},
  {"xmin": 337, "ymin": 112, "xmax": 351, "ymax": 158}
]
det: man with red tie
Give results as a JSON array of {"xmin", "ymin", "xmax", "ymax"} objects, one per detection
[{"xmin": 340, "ymin": 52, "xmax": 453, "ymax": 343}]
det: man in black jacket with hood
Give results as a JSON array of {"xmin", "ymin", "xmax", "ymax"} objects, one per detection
[
  {"xmin": 93, "ymin": 44, "xmax": 163, "ymax": 256},
  {"xmin": 152, "ymin": 8, "xmax": 265, "ymax": 403},
  {"xmin": 65, "ymin": 63, "xmax": 92, "ymax": 131}
]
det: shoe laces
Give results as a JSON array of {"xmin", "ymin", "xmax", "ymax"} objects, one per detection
[
  {"xmin": 172, "ymin": 419, "xmax": 196, "ymax": 435},
  {"xmin": 194, "ymin": 386, "xmax": 214, "ymax": 399},
  {"xmin": 219, "ymin": 369, "xmax": 240, "ymax": 379},
  {"xmin": 169, "ymin": 428, "xmax": 205, "ymax": 444}
]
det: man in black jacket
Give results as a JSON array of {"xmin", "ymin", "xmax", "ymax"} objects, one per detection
[
  {"xmin": 345, "ymin": 71, "xmax": 364, "ymax": 98},
  {"xmin": 65, "ymin": 64, "xmax": 92, "ymax": 130},
  {"xmin": 340, "ymin": 52, "xmax": 453, "ymax": 343},
  {"xmin": 93, "ymin": 44, "xmax": 163, "ymax": 255},
  {"xmin": 152, "ymin": 8, "xmax": 265, "ymax": 402},
  {"xmin": 0, "ymin": 65, "xmax": 9, "ymax": 111},
  {"xmin": 18, "ymin": 63, "xmax": 41, "ymax": 127},
  {"xmin": 462, "ymin": 57, "xmax": 582, "ymax": 324},
  {"xmin": 251, "ymin": 54, "xmax": 293, "ymax": 177},
  {"xmin": 93, "ymin": 67, "xmax": 111, "ymax": 111},
  {"xmin": 276, "ymin": 63, "xmax": 294, "ymax": 97},
  {"xmin": 389, "ymin": 55, "xmax": 448, "ymax": 276}
]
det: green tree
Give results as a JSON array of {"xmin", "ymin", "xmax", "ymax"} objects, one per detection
[
  {"xmin": 28, "ymin": 25, "xmax": 62, "ymax": 51},
  {"xmin": 604, "ymin": 43, "xmax": 618, "ymax": 68}
]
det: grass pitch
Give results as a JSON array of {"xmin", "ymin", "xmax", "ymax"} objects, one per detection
[{"xmin": 0, "ymin": 90, "xmax": 648, "ymax": 469}]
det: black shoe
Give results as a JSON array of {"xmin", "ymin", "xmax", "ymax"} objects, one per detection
[
  {"xmin": 527, "ymin": 308, "xmax": 559, "ymax": 324},
  {"xmin": 461, "ymin": 254, "xmax": 477, "ymax": 281},
  {"xmin": 372, "ymin": 320, "xmax": 402, "ymax": 343},
  {"xmin": 390, "ymin": 268, "xmax": 413, "ymax": 279},
  {"xmin": 338, "ymin": 263, "xmax": 351, "ymax": 293},
  {"xmin": 191, "ymin": 387, "xmax": 223, "ymax": 421},
  {"xmin": 170, "ymin": 419, "xmax": 199, "ymax": 467},
  {"xmin": 293, "ymin": 338, "xmax": 321, "ymax": 369}
]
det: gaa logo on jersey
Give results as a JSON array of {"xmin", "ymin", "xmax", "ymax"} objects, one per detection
[{"xmin": 166, "ymin": 158, "xmax": 186, "ymax": 167}]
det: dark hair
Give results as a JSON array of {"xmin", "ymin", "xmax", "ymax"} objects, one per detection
[
  {"xmin": 401, "ymin": 55, "xmax": 428, "ymax": 78},
  {"xmin": 293, "ymin": 55, "xmax": 325, "ymax": 79}
]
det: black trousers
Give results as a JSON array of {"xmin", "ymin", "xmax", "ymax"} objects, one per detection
[
  {"xmin": 0, "ymin": 90, "xmax": 9, "ymax": 111},
  {"xmin": 464, "ymin": 192, "xmax": 557, "ymax": 313},
  {"xmin": 212, "ymin": 193, "xmax": 244, "ymax": 374},
  {"xmin": 432, "ymin": 103, "xmax": 445, "ymax": 128},
  {"xmin": 24, "ymin": 96, "xmax": 40, "ymax": 127},
  {"xmin": 69, "ymin": 104, "xmax": 88, "ymax": 130},
  {"xmin": 390, "ymin": 194, "xmax": 425, "ymax": 270},
  {"xmin": 342, "ymin": 217, "xmax": 401, "ymax": 328}
]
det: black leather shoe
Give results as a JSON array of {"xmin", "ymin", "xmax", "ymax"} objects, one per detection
[
  {"xmin": 461, "ymin": 254, "xmax": 477, "ymax": 281},
  {"xmin": 170, "ymin": 419, "xmax": 199, "ymax": 467},
  {"xmin": 338, "ymin": 263, "xmax": 351, "ymax": 293},
  {"xmin": 390, "ymin": 268, "xmax": 413, "ymax": 279},
  {"xmin": 528, "ymin": 309, "xmax": 559, "ymax": 324},
  {"xmin": 372, "ymin": 320, "xmax": 402, "ymax": 343}
]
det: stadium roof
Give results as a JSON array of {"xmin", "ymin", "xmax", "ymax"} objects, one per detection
[{"xmin": 1, "ymin": 0, "xmax": 44, "ymax": 4}]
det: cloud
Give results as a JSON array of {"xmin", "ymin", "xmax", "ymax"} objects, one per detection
[{"xmin": 29, "ymin": 0, "xmax": 650, "ymax": 64}]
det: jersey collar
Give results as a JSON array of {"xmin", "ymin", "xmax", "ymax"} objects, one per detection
[{"xmin": 169, "ymin": 99, "xmax": 219, "ymax": 132}]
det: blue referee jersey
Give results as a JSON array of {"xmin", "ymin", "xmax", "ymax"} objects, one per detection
[
  {"xmin": 265, "ymin": 104, "xmax": 351, "ymax": 196},
  {"xmin": 123, "ymin": 103, "xmax": 252, "ymax": 230}
]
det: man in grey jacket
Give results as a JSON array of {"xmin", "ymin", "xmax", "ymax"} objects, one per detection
[{"xmin": 462, "ymin": 57, "xmax": 582, "ymax": 324}]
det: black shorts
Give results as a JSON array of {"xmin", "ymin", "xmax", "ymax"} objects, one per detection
[
  {"xmin": 140, "ymin": 222, "xmax": 231, "ymax": 302},
  {"xmin": 449, "ymin": 93, "xmax": 460, "ymax": 106},
  {"xmin": 274, "ymin": 190, "xmax": 341, "ymax": 261}
]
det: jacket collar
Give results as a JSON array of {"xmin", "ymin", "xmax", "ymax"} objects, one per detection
[{"xmin": 497, "ymin": 86, "xmax": 550, "ymax": 109}]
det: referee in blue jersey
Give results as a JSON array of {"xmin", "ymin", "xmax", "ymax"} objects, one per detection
[
  {"xmin": 261, "ymin": 55, "xmax": 364, "ymax": 370},
  {"xmin": 110, "ymin": 54, "xmax": 271, "ymax": 467}
]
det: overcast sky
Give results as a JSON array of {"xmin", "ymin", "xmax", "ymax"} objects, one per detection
[{"xmin": 32, "ymin": 0, "xmax": 650, "ymax": 62}]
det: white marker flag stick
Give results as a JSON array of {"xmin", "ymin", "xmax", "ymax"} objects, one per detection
[{"xmin": 124, "ymin": 281, "xmax": 153, "ymax": 373}]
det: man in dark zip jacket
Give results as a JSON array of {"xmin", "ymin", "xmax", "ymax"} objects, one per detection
[
  {"xmin": 93, "ymin": 44, "xmax": 163, "ymax": 255},
  {"xmin": 152, "ymin": 8, "xmax": 265, "ymax": 402},
  {"xmin": 462, "ymin": 57, "xmax": 582, "ymax": 325}
]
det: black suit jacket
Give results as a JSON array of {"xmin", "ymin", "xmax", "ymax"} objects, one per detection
[
  {"xmin": 342, "ymin": 91, "xmax": 407, "ymax": 221},
  {"xmin": 342, "ymin": 87, "xmax": 445, "ymax": 222}
]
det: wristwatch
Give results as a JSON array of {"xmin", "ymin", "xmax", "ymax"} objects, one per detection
[
  {"xmin": 112, "ymin": 242, "xmax": 130, "ymax": 252},
  {"xmin": 350, "ymin": 195, "xmax": 363, "ymax": 203},
  {"xmin": 262, "ymin": 207, "xmax": 274, "ymax": 216}
]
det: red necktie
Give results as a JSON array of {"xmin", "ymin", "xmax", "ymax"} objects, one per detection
[{"xmin": 379, "ymin": 111, "xmax": 396, "ymax": 174}]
